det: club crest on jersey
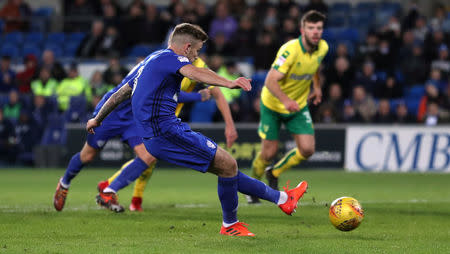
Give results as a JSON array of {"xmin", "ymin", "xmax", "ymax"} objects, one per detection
[
  {"xmin": 173, "ymin": 93, "xmax": 178, "ymax": 102},
  {"xmin": 206, "ymin": 140, "xmax": 216, "ymax": 149},
  {"xmin": 178, "ymin": 56, "xmax": 189, "ymax": 63}
]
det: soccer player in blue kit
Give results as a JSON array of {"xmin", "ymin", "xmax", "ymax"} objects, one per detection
[
  {"xmin": 53, "ymin": 57, "xmax": 211, "ymax": 212},
  {"xmin": 89, "ymin": 23, "xmax": 309, "ymax": 236}
]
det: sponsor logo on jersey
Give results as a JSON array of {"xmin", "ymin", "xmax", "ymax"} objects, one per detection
[
  {"xmin": 178, "ymin": 56, "xmax": 189, "ymax": 63},
  {"xmin": 206, "ymin": 140, "xmax": 216, "ymax": 149}
]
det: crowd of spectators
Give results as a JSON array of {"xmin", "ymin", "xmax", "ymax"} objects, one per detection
[{"xmin": 0, "ymin": 0, "xmax": 449, "ymax": 165}]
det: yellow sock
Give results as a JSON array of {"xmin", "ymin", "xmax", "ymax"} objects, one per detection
[
  {"xmin": 251, "ymin": 152, "xmax": 271, "ymax": 180},
  {"xmin": 107, "ymin": 159, "xmax": 134, "ymax": 184},
  {"xmin": 272, "ymin": 149, "xmax": 305, "ymax": 178},
  {"xmin": 132, "ymin": 161, "xmax": 156, "ymax": 198}
]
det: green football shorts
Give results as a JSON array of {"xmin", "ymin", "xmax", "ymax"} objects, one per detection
[{"xmin": 258, "ymin": 102, "xmax": 314, "ymax": 140}]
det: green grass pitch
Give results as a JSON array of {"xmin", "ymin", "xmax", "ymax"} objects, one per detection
[{"xmin": 0, "ymin": 168, "xmax": 449, "ymax": 254}]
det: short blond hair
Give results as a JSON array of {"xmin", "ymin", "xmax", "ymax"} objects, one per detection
[{"xmin": 169, "ymin": 23, "xmax": 208, "ymax": 45}]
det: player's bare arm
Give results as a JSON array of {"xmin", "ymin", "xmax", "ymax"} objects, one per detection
[
  {"xmin": 265, "ymin": 68, "xmax": 300, "ymax": 112},
  {"xmin": 308, "ymin": 71, "xmax": 322, "ymax": 105},
  {"xmin": 211, "ymin": 87, "xmax": 238, "ymax": 148},
  {"xmin": 179, "ymin": 64, "xmax": 252, "ymax": 91},
  {"xmin": 86, "ymin": 84, "xmax": 132, "ymax": 134}
]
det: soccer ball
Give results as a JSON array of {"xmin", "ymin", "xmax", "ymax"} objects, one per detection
[{"xmin": 329, "ymin": 197, "xmax": 364, "ymax": 231}]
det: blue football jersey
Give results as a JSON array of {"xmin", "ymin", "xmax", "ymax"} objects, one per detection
[{"xmin": 131, "ymin": 49, "xmax": 191, "ymax": 138}]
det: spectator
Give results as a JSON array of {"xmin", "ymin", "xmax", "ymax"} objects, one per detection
[
  {"xmin": 254, "ymin": 0, "xmax": 272, "ymax": 24},
  {"xmin": 77, "ymin": 20, "xmax": 105, "ymax": 58},
  {"xmin": 97, "ymin": 26, "xmax": 122, "ymax": 57},
  {"xmin": 417, "ymin": 83, "xmax": 443, "ymax": 122},
  {"xmin": 324, "ymin": 82, "xmax": 344, "ymax": 115},
  {"xmin": 15, "ymin": 110, "xmax": 38, "ymax": 164},
  {"xmin": 304, "ymin": 0, "xmax": 328, "ymax": 15},
  {"xmin": 356, "ymin": 32, "xmax": 379, "ymax": 65},
  {"xmin": 280, "ymin": 18, "xmax": 298, "ymax": 43},
  {"xmin": 102, "ymin": 55, "xmax": 129, "ymax": 85},
  {"xmin": 209, "ymin": 2, "xmax": 238, "ymax": 42},
  {"xmin": 424, "ymin": 30, "xmax": 446, "ymax": 63},
  {"xmin": 278, "ymin": 0, "xmax": 296, "ymax": 18},
  {"xmin": 352, "ymin": 85, "xmax": 377, "ymax": 122},
  {"xmin": 217, "ymin": 61, "xmax": 242, "ymax": 103},
  {"xmin": 90, "ymin": 70, "xmax": 113, "ymax": 98},
  {"xmin": 141, "ymin": 4, "xmax": 169, "ymax": 44},
  {"xmin": 206, "ymin": 32, "xmax": 235, "ymax": 56},
  {"xmin": 228, "ymin": 0, "xmax": 247, "ymax": 17},
  {"xmin": 356, "ymin": 62, "xmax": 378, "ymax": 93},
  {"xmin": 428, "ymin": 3, "xmax": 446, "ymax": 32},
  {"xmin": 423, "ymin": 102, "xmax": 442, "ymax": 126},
  {"xmin": 315, "ymin": 103, "xmax": 338, "ymax": 123},
  {"xmin": 426, "ymin": 68, "xmax": 446, "ymax": 92},
  {"xmin": 31, "ymin": 68, "xmax": 58, "ymax": 97},
  {"xmin": 232, "ymin": 16, "xmax": 257, "ymax": 57},
  {"xmin": 374, "ymin": 99, "xmax": 394, "ymax": 123},
  {"xmin": 398, "ymin": 30, "xmax": 415, "ymax": 62},
  {"xmin": 39, "ymin": 50, "xmax": 66, "ymax": 82},
  {"xmin": 0, "ymin": 108, "xmax": 17, "ymax": 164},
  {"xmin": 120, "ymin": 3, "xmax": 145, "ymax": 48},
  {"xmin": 31, "ymin": 95, "xmax": 51, "ymax": 133},
  {"xmin": 101, "ymin": 2, "xmax": 121, "ymax": 29},
  {"xmin": 0, "ymin": 0, "xmax": 31, "ymax": 32},
  {"xmin": 326, "ymin": 57, "xmax": 354, "ymax": 98},
  {"xmin": 196, "ymin": 2, "xmax": 213, "ymax": 33},
  {"xmin": 16, "ymin": 54, "xmax": 38, "ymax": 94},
  {"xmin": 431, "ymin": 44, "xmax": 450, "ymax": 78},
  {"xmin": 394, "ymin": 101, "xmax": 416, "ymax": 124},
  {"xmin": 3, "ymin": 90, "xmax": 22, "ymax": 123},
  {"xmin": 65, "ymin": 0, "xmax": 97, "ymax": 32},
  {"xmin": 401, "ymin": 42, "xmax": 428, "ymax": 86},
  {"xmin": 263, "ymin": 6, "xmax": 278, "ymax": 34},
  {"xmin": 341, "ymin": 99, "xmax": 364, "ymax": 123},
  {"xmin": 253, "ymin": 32, "xmax": 278, "ymax": 71},
  {"xmin": 376, "ymin": 76, "xmax": 403, "ymax": 99},
  {"xmin": 374, "ymin": 39, "xmax": 395, "ymax": 72},
  {"xmin": 0, "ymin": 56, "xmax": 17, "ymax": 93},
  {"xmin": 412, "ymin": 16, "xmax": 428, "ymax": 42},
  {"xmin": 56, "ymin": 63, "xmax": 91, "ymax": 112},
  {"xmin": 335, "ymin": 43, "xmax": 351, "ymax": 61}
]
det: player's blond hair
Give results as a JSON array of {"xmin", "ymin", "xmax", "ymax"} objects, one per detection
[{"xmin": 169, "ymin": 23, "xmax": 208, "ymax": 45}]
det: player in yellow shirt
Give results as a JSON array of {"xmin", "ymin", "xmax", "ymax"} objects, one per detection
[
  {"xmin": 248, "ymin": 11, "xmax": 328, "ymax": 203},
  {"xmin": 97, "ymin": 57, "xmax": 239, "ymax": 211}
]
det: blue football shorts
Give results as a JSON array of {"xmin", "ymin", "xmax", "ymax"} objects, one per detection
[
  {"xmin": 87, "ymin": 117, "xmax": 142, "ymax": 150},
  {"xmin": 143, "ymin": 122, "xmax": 218, "ymax": 173}
]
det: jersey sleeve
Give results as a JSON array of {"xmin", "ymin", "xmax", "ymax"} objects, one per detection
[
  {"xmin": 178, "ymin": 91, "xmax": 202, "ymax": 103},
  {"xmin": 163, "ymin": 53, "xmax": 192, "ymax": 75},
  {"xmin": 271, "ymin": 43, "xmax": 296, "ymax": 74}
]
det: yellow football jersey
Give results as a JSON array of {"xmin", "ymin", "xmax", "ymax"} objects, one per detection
[
  {"xmin": 261, "ymin": 36, "xmax": 328, "ymax": 114},
  {"xmin": 175, "ymin": 57, "xmax": 207, "ymax": 116}
]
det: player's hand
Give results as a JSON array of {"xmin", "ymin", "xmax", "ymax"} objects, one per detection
[
  {"xmin": 224, "ymin": 125, "xmax": 238, "ymax": 148},
  {"xmin": 199, "ymin": 88, "xmax": 211, "ymax": 101},
  {"xmin": 283, "ymin": 99, "xmax": 300, "ymax": 112},
  {"xmin": 86, "ymin": 118, "xmax": 101, "ymax": 134},
  {"xmin": 308, "ymin": 87, "xmax": 322, "ymax": 105},
  {"xmin": 229, "ymin": 77, "xmax": 252, "ymax": 91}
]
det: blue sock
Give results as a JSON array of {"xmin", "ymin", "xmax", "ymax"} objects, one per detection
[
  {"xmin": 218, "ymin": 175, "xmax": 239, "ymax": 225},
  {"xmin": 62, "ymin": 153, "xmax": 84, "ymax": 186},
  {"xmin": 109, "ymin": 157, "xmax": 148, "ymax": 192},
  {"xmin": 237, "ymin": 171, "xmax": 280, "ymax": 204}
]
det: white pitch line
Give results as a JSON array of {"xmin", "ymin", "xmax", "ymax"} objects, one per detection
[{"xmin": 1, "ymin": 199, "xmax": 449, "ymax": 213}]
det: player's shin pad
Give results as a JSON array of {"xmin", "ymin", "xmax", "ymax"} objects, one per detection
[
  {"xmin": 272, "ymin": 149, "xmax": 304, "ymax": 178},
  {"xmin": 132, "ymin": 161, "xmax": 156, "ymax": 198}
]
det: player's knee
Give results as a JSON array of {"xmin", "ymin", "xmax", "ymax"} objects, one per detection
[
  {"xmin": 299, "ymin": 146, "xmax": 315, "ymax": 158},
  {"xmin": 80, "ymin": 150, "xmax": 96, "ymax": 163},
  {"xmin": 137, "ymin": 153, "xmax": 155, "ymax": 166},
  {"xmin": 223, "ymin": 159, "xmax": 238, "ymax": 177}
]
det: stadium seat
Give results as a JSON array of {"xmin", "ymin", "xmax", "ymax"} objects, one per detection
[
  {"xmin": 128, "ymin": 45, "xmax": 152, "ymax": 57},
  {"xmin": 22, "ymin": 43, "xmax": 42, "ymax": 58},
  {"xmin": 67, "ymin": 32, "xmax": 86, "ymax": 44},
  {"xmin": 189, "ymin": 100, "xmax": 217, "ymax": 123},
  {"xmin": 33, "ymin": 7, "xmax": 54, "ymax": 17},
  {"xmin": 0, "ymin": 19, "xmax": 4, "ymax": 33},
  {"xmin": 0, "ymin": 43, "xmax": 20, "ymax": 58},
  {"xmin": 41, "ymin": 113, "xmax": 66, "ymax": 145},
  {"xmin": 63, "ymin": 41, "xmax": 80, "ymax": 57},
  {"xmin": 408, "ymin": 85, "xmax": 425, "ymax": 99},
  {"xmin": 330, "ymin": 3, "xmax": 351, "ymax": 13},
  {"xmin": 405, "ymin": 98, "xmax": 420, "ymax": 116},
  {"xmin": 25, "ymin": 32, "xmax": 44, "ymax": 45},
  {"xmin": 46, "ymin": 32, "xmax": 65, "ymax": 45},
  {"xmin": 3, "ymin": 32, "xmax": 24, "ymax": 45},
  {"xmin": 328, "ymin": 14, "xmax": 348, "ymax": 27},
  {"xmin": 251, "ymin": 71, "xmax": 268, "ymax": 91},
  {"xmin": 336, "ymin": 28, "xmax": 360, "ymax": 43},
  {"xmin": 65, "ymin": 96, "xmax": 87, "ymax": 123},
  {"xmin": 356, "ymin": 2, "xmax": 377, "ymax": 12}
]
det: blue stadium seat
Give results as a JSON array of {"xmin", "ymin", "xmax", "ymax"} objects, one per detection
[
  {"xmin": 43, "ymin": 43, "xmax": 63, "ymax": 58},
  {"xmin": 356, "ymin": 2, "xmax": 377, "ymax": 11},
  {"xmin": 34, "ymin": 7, "xmax": 54, "ymax": 17},
  {"xmin": 3, "ymin": 32, "xmax": 24, "ymax": 45},
  {"xmin": 67, "ymin": 32, "xmax": 86, "ymax": 44},
  {"xmin": 65, "ymin": 96, "xmax": 87, "ymax": 123},
  {"xmin": 379, "ymin": 2, "xmax": 401, "ymax": 13},
  {"xmin": 405, "ymin": 98, "xmax": 420, "ymax": 116},
  {"xmin": 25, "ymin": 32, "xmax": 44, "ymax": 45},
  {"xmin": 189, "ymin": 100, "xmax": 217, "ymax": 123},
  {"xmin": 336, "ymin": 28, "xmax": 360, "ymax": 43},
  {"xmin": 251, "ymin": 71, "xmax": 268, "ymax": 91},
  {"xmin": 0, "ymin": 43, "xmax": 20, "ymax": 58},
  {"xmin": 46, "ymin": 32, "xmax": 65, "ymax": 45},
  {"xmin": 376, "ymin": 71, "xmax": 387, "ymax": 82},
  {"xmin": 328, "ymin": 14, "xmax": 348, "ymax": 27},
  {"xmin": 63, "ymin": 41, "xmax": 80, "ymax": 57},
  {"xmin": 22, "ymin": 43, "xmax": 42, "ymax": 58},
  {"xmin": 0, "ymin": 19, "xmax": 4, "ymax": 33},
  {"xmin": 408, "ymin": 85, "xmax": 425, "ymax": 99},
  {"xmin": 330, "ymin": 3, "xmax": 351, "ymax": 13},
  {"xmin": 128, "ymin": 45, "xmax": 152, "ymax": 57},
  {"xmin": 41, "ymin": 113, "xmax": 66, "ymax": 145}
]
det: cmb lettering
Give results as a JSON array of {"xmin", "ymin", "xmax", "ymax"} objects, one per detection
[{"xmin": 356, "ymin": 132, "xmax": 450, "ymax": 171}]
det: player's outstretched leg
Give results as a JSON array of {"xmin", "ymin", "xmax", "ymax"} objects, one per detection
[
  {"xmin": 247, "ymin": 152, "xmax": 272, "ymax": 204},
  {"xmin": 236, "ymin": 171, "xmax": 308, "ymax": 215},
  {"xmin": 96, "ymin": 157, "xmax": 149, "ymax": 212},
  {"xmin": 54, "ymin": 143, "xmax": 97, "ymax": 211}
]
